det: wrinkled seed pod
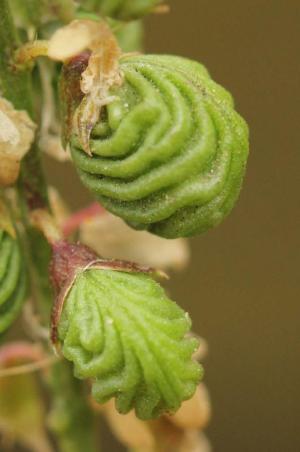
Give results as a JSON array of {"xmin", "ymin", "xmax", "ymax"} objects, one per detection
[
  {"xmin": 0, "ymin": 229, "xmax": 27, "ymax": 333},
  {"xmin": 58, "ymin": 268, "xmax": 202, "ymax": 420},
  {"xmin": 71, "ymin": 55, "xmax": 249, "ymax": 238}
]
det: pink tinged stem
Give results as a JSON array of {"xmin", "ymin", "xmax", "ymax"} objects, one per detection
[
  {"xmin": 62, "ymin": 202, "xmax": 106, "ymax": 237},
  {"xmin": 0, "ymin": 341, "xmax": 44, "ymax": 366}
]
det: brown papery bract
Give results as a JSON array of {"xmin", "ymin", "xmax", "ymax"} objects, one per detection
[
  {"xmin": 0, "ymin": 98, "xmax": 36, "ymax": 186},
  {"xmin": 48, "ymin": 19, "xmax": 123, "ymax": 154}
]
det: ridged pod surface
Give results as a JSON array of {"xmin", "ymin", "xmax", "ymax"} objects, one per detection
[
  {"xmin": 0, "ymin": 230, "xmax": 27, "ymax": 333},
  {"xmin": 71, "ymin": 55, "xmax": 249, "ymax": 238},
  {"xmin": 84, "ymin": 0, "xmax": 162, "ymax": 20},
  {"xmin": 58, "ymin": 269, "xmax": 201, "ymax": 419}
]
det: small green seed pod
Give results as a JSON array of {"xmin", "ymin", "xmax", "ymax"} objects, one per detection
[
  {"xmin": 81, "ymin": 0, "xmax": 163, "ymax": 20},
  {"xmin": 70, "ymin": 55, "xmax": 249, "ymax": 238},
  {"xmin": 114, "ymin": 20, "xmax": 144, "ymax": 52},
  {"xmin": 52, "ymin": 242, "xmax": 202, "ymax": 420},
  {"xmin": 0, "ymin": 229, "xmax": 27, "ymax": 333}
]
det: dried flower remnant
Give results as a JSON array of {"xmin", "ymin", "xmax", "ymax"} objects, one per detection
[
  {"xmin": 93, "ymin": 386, "xmax": 211, "ymax": 452},
  {"xmin": 47, "ymin": 20, "xmax": 96, "ymax": 62},
  {"xmin": 80, "ymin": 211, "xmax": 190, "ymax": 271},
  {"xmin": 49, "ymin": 19, "xmax": 123, "ymax": 154},
  {"xmin": 75, "ymin": 21, "xmax": 123, "ymax": 154},
  {"xmin": 60, "ymin": 51, "xmax": 91, "ymax": 149},
  {"xmin": 0, "ymin": 98, "xmax": 36, "ymax": 186},
  {"xmin": 56, "ymin": 201, "xmax": 189, "ymax": 271},
  {"xmin": 169, "ymin": 383, "xmax": 211, "ymax": 430}
]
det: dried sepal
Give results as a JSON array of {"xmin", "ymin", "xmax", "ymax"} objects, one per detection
[
  {"xmin": 48, "ymin": 20, "xmax": 99, "ymax": 62},
  {"xmin": 93, "ymin": 387, "xmax": 211, "ymax": 451},
  {"xmin": 55, "ymin": 19, "xmax": 123, "ymax": 153},
  {"xmin": 60, "ymin": 52, "xmax": 90, "ymax": 148},
  {"xmin": 0, "ymin": 98, "xmax": 36, "ymax": 186},
  {"xmin": 74, "ymin": 21, "xmax": 123, "ymax": 154},
  {"xmin": 169, "ymin": 383, "xmax": 211, "ymax": 430}
]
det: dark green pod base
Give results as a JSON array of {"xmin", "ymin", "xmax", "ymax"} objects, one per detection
[{"xmin": 71, "ymin": 54, "xmax": 249, "ymax": 238}]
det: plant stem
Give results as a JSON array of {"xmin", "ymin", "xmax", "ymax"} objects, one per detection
[
  {"xmin": 0, "ymin": 0, "xmax": 49, "ymax": 211},
  {"xmin": 0, "ymin": 3, "xmax": 97, "ymax": 451},
  {"xmin": 0, "ymin": 0, "xmax": 32, "ymax": 112},
  {"xmin": 0, "ymin": 0, "xmax": 52, "ymax": 320}
]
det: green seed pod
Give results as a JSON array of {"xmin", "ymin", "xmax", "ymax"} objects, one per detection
[
  {"xmin": 81, "ymin": 0, "xmax": 162, "ymax": 20},
  {"xmin": 70, "ymin": 55, "xmax": 249, "ymax": 238},
  {"xmin": 0, "ymin": 229, "xmax": 27, "ymax": 333},
  {"xmin": 53, "ymin": 242, "xmax": 201, "ymax": 420}
]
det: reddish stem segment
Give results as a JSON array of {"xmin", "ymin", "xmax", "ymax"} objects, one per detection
[
  {"xmin": 62, "ymin": 202, "xmax": 106, "ymax": 237},
  {"xmin": 0, "ymin": 341, "xmax": 44, "ymax": 366}
]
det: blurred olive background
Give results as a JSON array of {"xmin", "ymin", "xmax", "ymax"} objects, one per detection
[{"xmin": 46, "ymin": 1, "xmax": 300, "ymax": 451}]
